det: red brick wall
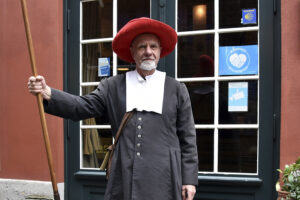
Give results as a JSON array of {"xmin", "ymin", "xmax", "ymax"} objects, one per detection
[
  {"xmin": 281, "ymin": 0, "xmax": 300, "ymax": 168},
  {"xmin": 0, "ymin": 0, "xmax": 63, "ymax": 182}
]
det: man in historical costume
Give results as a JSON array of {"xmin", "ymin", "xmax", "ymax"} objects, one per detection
[{"xmin": 28, "ymin": 17, "xmax": 198, "ymax": 200}]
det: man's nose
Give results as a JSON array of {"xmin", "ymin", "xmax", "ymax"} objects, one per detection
[{"xmin": 144, "ymin": 45, "xmax": 152, "ymax": 55}]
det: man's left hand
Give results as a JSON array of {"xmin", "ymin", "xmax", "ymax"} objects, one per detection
[{"xmin": 182, "ymin": 185, "xmax": 196, "ymax": 200}]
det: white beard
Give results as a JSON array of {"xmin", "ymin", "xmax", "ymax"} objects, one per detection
[{"xmin": 139, "ymin": 60, "xmax": 157, "ymax": 71}]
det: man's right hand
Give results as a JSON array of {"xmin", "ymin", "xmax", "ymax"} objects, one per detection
[{"xmin": 27, "ymin": 75, "xmax": 51, "ymax": 100}]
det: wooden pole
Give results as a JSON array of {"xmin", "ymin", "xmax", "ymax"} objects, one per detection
[{"xmin": 20, "ymin": 0, "xmax": 60, "ymax": 199}]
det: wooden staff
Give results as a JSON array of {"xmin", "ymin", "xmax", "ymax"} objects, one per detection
[{"xmin": 20, "ymin": 0, "xmax": 60, "ymax": 199}]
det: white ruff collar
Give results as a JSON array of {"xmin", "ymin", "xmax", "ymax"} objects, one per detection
[{"xmin": 126, "ymin": 70, "xmax": 166, "ymax": 114}]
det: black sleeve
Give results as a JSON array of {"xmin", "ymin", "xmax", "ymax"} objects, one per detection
[
  {"xmin": 44, "ymin": 80, "xmax": 108, "ymax": 121},
  {"xmin": 177, "ymin": 82, "xmax": 199, "ymax": 185}
]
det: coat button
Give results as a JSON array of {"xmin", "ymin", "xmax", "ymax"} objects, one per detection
[
  {"xmin": 137, "ymin": 143, "xmax": 141, "ymax": 147},
  {"xmin": 137, "ymin": 152, "xmax": 141, "ymax": 156},
  {"xmin": 137, "ymin": 125, "xmax": 142, "ymax": 129},
  {"xmin": 138, "ymin": 117, "xmax": 142, "ymax": 121},
  {"xmin": 138, "ymin": 134, "xmax": 142, "ymax": 138}
]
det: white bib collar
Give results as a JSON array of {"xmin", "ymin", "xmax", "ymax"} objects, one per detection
[{"xmin": 126, "ymin": 70, "xmax": 166, "ymax": 114}]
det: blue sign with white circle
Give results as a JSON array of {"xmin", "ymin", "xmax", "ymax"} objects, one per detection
[{"xmin": 219, "ymin": 45, "xmax": 258, "ymax": 76}]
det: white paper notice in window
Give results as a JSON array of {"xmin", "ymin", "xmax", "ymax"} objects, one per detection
[{"xmin": 228, "ymin": 82, "xmax": 248, "ymax": 112}]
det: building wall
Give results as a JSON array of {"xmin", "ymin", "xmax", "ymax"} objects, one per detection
[
  {"xmin": 281, "ymin": 0, "xmax": 300, "ymax": 168},
  {"xmin": 0, "ymin": 0, "xmax": 64, "ymax": 182}
]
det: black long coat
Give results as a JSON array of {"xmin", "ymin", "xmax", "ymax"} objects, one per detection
[{"xmin": 44, "ymin": 73, "xmax": 198, "ymax": 200}]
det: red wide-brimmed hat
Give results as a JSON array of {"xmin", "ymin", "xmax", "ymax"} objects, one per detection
[{"xmin": 112, "ymin": 17, "xmax": 177, "ymax": 63}]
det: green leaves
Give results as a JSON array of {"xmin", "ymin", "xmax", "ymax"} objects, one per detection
[
  {"xmin": 288, "ymin": 174, "xmax": 295, "ymax": 183},
  {"xmin": 278, "ymin": 157, "xmax": 300, "ymax": 199}
]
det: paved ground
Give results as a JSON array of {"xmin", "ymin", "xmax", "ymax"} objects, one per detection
[{"xmin": 0, "ymin": 179, "xmax": 64, "ymax": 200}]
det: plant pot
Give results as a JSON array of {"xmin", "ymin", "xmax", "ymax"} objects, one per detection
[{"xmin": 277, "ymin": 190, "xmax": 295, "ymax": 200}]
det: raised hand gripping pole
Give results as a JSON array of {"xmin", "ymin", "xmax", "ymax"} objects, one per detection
[{"xmin": 20, "ymin": 0, "xmax": 60, "ymax": 199}]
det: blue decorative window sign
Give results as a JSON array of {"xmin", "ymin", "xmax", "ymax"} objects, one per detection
[
  {"xmin": 219, "ymin": 45, "xmax": 258, "ymax": 76},
  {"xmin": 98, "ymin": 57, "xmax": 110, "ymax": 77},
  {"xmin": 242, "ymin": 9, "xmax": 257, "ymax": 25},
  {"xmin": 228, "ymin": 82, "xmax": 248, "ymax": 112}
]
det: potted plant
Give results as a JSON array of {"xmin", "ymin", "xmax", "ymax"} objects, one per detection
[{"xmin": 276, "ymin": 156, "xmax": 300, "ymax": 200}]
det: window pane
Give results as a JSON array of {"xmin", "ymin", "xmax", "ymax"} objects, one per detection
[
  {"xmin": 197, "ymin": 129, "xmax": 214, "ymax": 172},
  {"xmin": 82, "ymin": 117, "xmax": 110, "ymax": 126},
  {"xmin": 219, "ymin": 32, "xmax": 258, "ymax": 77},
  {"xmin": 117, "ymin": 0, "xmax": 150, "ymax": 31},
  {"xmin": 218, "ymin": 129, "xmax": 257, "ymax": 173},
  {"xmin": 82, "ymin": 42, "xmax": 113, "ymax": 82},
  {"xmin": 82, "ymin": 129, "xmax": 112, "ymax": 168},
  {"xmin": 82, "ymin": 86, "xmax": 97, "ymax": 95},
  {"xmin": 178, "ymin": 0, "xmax": 214, "ymax": 31},
  {"xmin": 219, "ymin": 0, "xmax": 258, "ymax": 28},
  {"xmin": 82, "ymin": 0, "xmax": 113, "ymax": 40},
  {"xmin": 178, "ymin": 34, "xmax": 214, "ymax": 78},
  {"xmin": 185, "ymin": 82, "xmax": 214, "ymax": 124},
  {"xmin": 219, "ymin": 80, "xmax": 257, "ymax": 124},
  {"xmin": 220, "ymin": 31, "xmax": 257, "ymax": 46}
]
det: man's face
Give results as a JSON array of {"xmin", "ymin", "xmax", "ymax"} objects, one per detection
[{"xmin": 130, "ymin": 33, "xmax": 162, "ymax": 71}]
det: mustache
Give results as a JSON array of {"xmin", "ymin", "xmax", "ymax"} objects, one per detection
[
  {"xmin": 142, "ymin": 57, "xmax": 155, "ymax": 61},
  {"xmin": 141, "ymin": 60, "xmax": 155, "ymax": 65}
]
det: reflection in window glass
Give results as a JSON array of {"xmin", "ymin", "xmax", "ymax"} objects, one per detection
[
  {"xmin": 196, "ymin": 129, "xmax": 214, "ymax": 172},
  {"xmin": 219, "ymin": 80, "xmax": 257, "ymax": 124},
  {"xmin": 82, "ymin": 116, "xmax": 110, "ymax": 126},
  {"xmin": 220, "ymin": 31, "xmax": 257, "ymax": 46},
  {"xmin": 82, "ymin": 42, "xmax": 113, "ymax": 82},
  {"xmin": 82, "ymin": 0, "xmax": 113, "ymax": 40},
  {"xmin": 218, "ymin": 129, "xmax": 257, "ymax": 173},
  {"xmin": 178, "ymin": 0, "xmax": 214, "ymax": 31},
  {"xmin": 219, "ymin": 0, "xmax": 258, "ymax": 28},
  {"xmin": 185, "ymin": 82, "xmax": 214, "ymax": 124},
  {"xmin": 118, "ymin": 0, "xmax": 150, "ymax": 31},
  {"xmin": 178, "ymin": 34, "xmax": 214, "ymax": 78},
  {"xmin": 117, "ymin": 58, "xmax": 136, "ymax": 75},
  {"xmin": 82, "ymin": 129, "xmax": 112, "ymax": 168},
  {"xmin": 82, "ymin": 86, "xmax": 97, "ymax": 96}
]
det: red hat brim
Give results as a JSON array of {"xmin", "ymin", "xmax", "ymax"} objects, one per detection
[{"xmin": 112, "ymin": 17, "xmax": 177, "ymax": 63}]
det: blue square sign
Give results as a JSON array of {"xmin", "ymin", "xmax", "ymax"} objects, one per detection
[
  {"xmin": 242, "ymin": 9, "xmax": 257, "ymax": 24},
  {"xmin": 219, "ymin": 45, "xmax": 258, "ymax": 76}
]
